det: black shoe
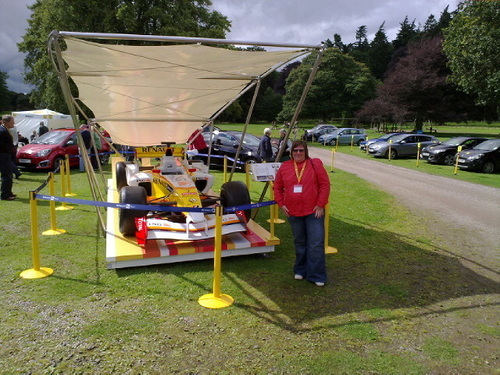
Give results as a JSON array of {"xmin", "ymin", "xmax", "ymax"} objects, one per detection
[
  {"xmin": 1, "ymin": 196, "xmax": 16, "ymax": 201},
  {"xmin": 15, "ymin": 173, "xmax": 22, "ymax": 179}
]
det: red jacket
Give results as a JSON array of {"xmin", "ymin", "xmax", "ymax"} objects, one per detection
[{"xmin": 273, "ymin": 158, "xmax": 330, "ymax": 217}]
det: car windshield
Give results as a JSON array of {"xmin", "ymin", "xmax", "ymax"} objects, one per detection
[
  {"xmin": 232, "ymin": 132, "xmax": 260, "ymax": 147},
  {"xmin": 31, "ymin": 131, "xmax": 69, "ymax": 145},
  {"xmin": 387, "ymin": 134, "xmax": 408, "ymax": 143},
  {"xmin": 440, "ymin": 137, "xmax": 468, "ymax": 146},
  {"xmin": 380, "ymin": 133, "xmax": 401, "ymax": 140},
  {"xmin": 310, "ymin": 124, "xmax": 330, "ymax": 132},
  {"xmin": 473, "ymin": 139, "xmax": 500, "ymax": 151}
]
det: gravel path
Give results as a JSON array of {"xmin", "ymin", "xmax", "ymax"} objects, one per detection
[{"xmin": 309, "ymin": 147, "xmax": 500, "ymax": 283}]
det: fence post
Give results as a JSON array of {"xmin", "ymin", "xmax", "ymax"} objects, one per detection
[
  {"xmin": 43, "ymin": 172, "xmax": 67, "ymax": 236},
  {"xmin": 198, "ymin": 205, "xmax": 234, "ymax": 309},
  {"xmin": 65, "ymin": 154, "xmax": 76, "ymax": 197},
  {"xmin": 324, "ymin": 203, "xmax": 338, "ymax": 254},
  {"xmin": 330, "ymin": 148, "xmax": 335, "ymax": 173},
  {"xmin": 20, "ymin": 191, "xmax": 54, "ymax": 279},
  {"xmin": 56, "ymin": 161, "xmax": 73, "ymax": 211},
  {"xmin": 454, "ymin": 145, "xmax": 462, "ymax": 175}
]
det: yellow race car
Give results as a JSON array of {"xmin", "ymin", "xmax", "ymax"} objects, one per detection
[{"xmin": 115, "ymin": 144, "xmax": 251, "ymax": 242}]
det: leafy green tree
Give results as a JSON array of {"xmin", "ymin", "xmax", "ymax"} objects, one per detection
[
  {"xmin": 348, "ymin": 25, "xmax": 370, "ymax": 65},
  {"xmin": 0, "ymin": 71, "xmax": 11, "ymax": 110},
  {"xmin": 443, "ymin": 1, "xmax": 500, "ymax": 108},
  {"xmin": 392, "ymin": 16, "xmax": 419, "ymax": 51},
  {"xmin": 367, "ymin": 22, "xmax": 393, "ymax": 80},
  {"xmin": 18, "ymin": 0, "xmax": 231, "ymax": 112},
  {"xmin": 278, "ymin": 49, "xmax": 377, "ymax": 122},
  {"xmin": 357, "ymin": 37, "xmax": 483, "ymax": 128}
]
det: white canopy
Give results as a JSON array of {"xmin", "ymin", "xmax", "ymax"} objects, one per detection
[
  {"xmin": 12, "ymin": 109, "xmax": 73, "ymax": 139},
  {"xmin": 59, "ymin": 37, "xmax": 312, "ymax": 146}
]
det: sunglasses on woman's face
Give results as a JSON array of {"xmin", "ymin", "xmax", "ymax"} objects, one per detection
[{"xmin": 293, "ymin": 149, "xmax": 305, "ymax": 153}]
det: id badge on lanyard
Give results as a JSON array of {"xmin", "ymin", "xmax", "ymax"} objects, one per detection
[{"xmin": 293, "ymin": 160, "xmax": 307, "ymax": 194}]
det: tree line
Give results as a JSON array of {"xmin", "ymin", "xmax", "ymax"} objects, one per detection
[{"xmin": 1, "ymin": 0, "xmax": 498, "ymax": 129}]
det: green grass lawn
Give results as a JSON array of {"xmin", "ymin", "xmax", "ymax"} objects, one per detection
[{"xmin": 0, "ymin": 164, "xmax": 498, "ymax": 373}]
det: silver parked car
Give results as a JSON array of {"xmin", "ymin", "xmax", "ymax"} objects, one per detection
[
  {"xmin": 304, "ymin": 124, "xmax": 338, "ymax": 142},
  {"xmin": 368, "ymin": 133, "xmax": 439, "ymax": 159},
  {"xmin": 317, "ymin": 128, "xmax": 367, "ymax": 146},
  {"xmin": 359, "ymin": 133, "xmax": 404, "ymax": 151}
]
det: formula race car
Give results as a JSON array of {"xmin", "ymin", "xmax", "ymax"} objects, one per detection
[{"xmin": 115, "ymin": 144, "xmax": 251, "ymax": 243}]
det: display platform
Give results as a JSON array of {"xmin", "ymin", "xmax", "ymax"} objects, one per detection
[{"xmin": 106, "ymin": 174, "xmax": 279, "ymax": 269}]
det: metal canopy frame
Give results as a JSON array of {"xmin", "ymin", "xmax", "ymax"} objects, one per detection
[{"xmin": 47, "ymin": 31, "xmax": 325, "ymax": 229}]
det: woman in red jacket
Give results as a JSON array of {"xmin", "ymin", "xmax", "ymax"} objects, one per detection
[{"xmin": 273, "ymin": 140, "xmax": 331, "ymax": 286}]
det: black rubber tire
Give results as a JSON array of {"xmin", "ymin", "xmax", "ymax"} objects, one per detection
[
  {"xmin": 100, "ymin": 153, "xmax": 110, "ymax": 165},
  {"xmin": 53, "ymin": 157, "xmax": 64, "ymax": 172},
  {"xmin": 328, "ymin": 139, "xmax": 337, "ymax": 146},
  {"xmin": 357, "ymin": 139, "xmax": 364, "ymax": 146},
  {"xmin": 119, "ymin": 186, "xmax": 148, "ymax": 236},
  {"xmin": 481, "ymin": 161, "xmax": 495, "ymax": 174},
  {"xmin": 443, "ymin": 153, "xmax": 456, "ymax": 166},
  {"xmin": 116, "ymin": 161, "xmax": 129, "ymax": 191},
  {"xmin": 220, "ymin": 181, "xmax": 251, "ymax": 221},
  {"xmin": 386, "ymin": 149, "xmax": 397, "ymax": 159}
]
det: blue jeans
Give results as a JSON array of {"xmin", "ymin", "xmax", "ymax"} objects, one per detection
[{"xmin": 288, "ymin": 213, "xmax": 327, "ymax": 283}]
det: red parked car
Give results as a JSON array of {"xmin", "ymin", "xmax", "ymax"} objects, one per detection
[{"xmin": 16, "ymin": 128, "xmax": 111, "ymax": 170}]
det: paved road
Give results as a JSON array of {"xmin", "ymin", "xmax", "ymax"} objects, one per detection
[{"xmin": 309, "ymin": 147, "xmax": 500, "ymax": 282}]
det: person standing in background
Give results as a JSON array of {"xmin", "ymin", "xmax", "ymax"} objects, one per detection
[
  {"xmin": 0, "ymin": 115, "xmax": 17, "ymax": 200},
  {"xmin": 258, "ymin": 128, "xmax": 273, "ymax": 162},
  {"xmin": 9, "ymin": 124, "xmax": 22, "ymax": 179},
  {"xmin": 273, "ymin": 140, "xmax": 331, "ymax": 286},
  {"xmin": 79, "ymin": 124, "xmax": 92, "ymax": 172},
  {"xmin": 38, "ymin": 121, "xmax": 49, "ymax": 136},
  {"xmin": 187, "ymin": 128, "xmax": 209, "ymax": 155},
  {"xmin": 274, "ymin": 128, "xmax": 290, "ymax": 161}
]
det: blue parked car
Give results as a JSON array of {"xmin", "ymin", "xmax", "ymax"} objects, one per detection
[{"xmin": 359, "ymin": 133, "xmax": 404, "ymax": 151}]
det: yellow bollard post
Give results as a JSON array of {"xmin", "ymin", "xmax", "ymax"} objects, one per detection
[
  {"xmin": 20, "ymin": 191, "xmax": 54, "ymax": 279},
  {"xmin": 267, "ymin": 181, "xmax": 285, "ymax": 225},
  {"xmin": 335, "ymin": 136, "xmax": 339, "ymax": 151},
  {"xmin": 324, "ymin": 203, "xmax": 338, "ymax": 254},
  {"xmin": 330, "ymin": 149, "xmax": 335, "ymax": 173},
  {"xmin": 350, "ymin": 134, "xmax": 354, "ymax": 151},
  {"xmin": 454, "ymin": 145, "xmax": 462, "ymax": 175},
  {"xmin": 56, "ymin": 161, "xmax": 73, "ymax": 211},
  {"xmin": 365, "ymin": 136, "xmax": 369, "ymax": 154},
  {"xmin": 198, "ymin": 206, "xmax": 234, "ymax": 309},
  {"xmin": 388, "ymin": 140, "xmax": 393, "ymax": 161},
  {"xmin": 65, "ymin": 155, "xmax": 76, "ymax": 197},
  {"xmin": 416, "ymin": 142, "xmax": 421, "ymax": 167},
  {"xmin": 43, "ymin": 172, "xmax": 67, "ymax": 235}
]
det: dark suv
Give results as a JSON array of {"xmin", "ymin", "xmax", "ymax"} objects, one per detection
[
  {"xmin": 191, "ymin": 130, "xmax": 276, "ymax": 170},
  {"xmin": 421, "ymin": 136, "xmax": 488, "ymax": 165}
]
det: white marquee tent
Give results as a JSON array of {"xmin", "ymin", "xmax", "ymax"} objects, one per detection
[{"xmin": 12, "ymin": 109, "xmax": 74, "ymax": 139}]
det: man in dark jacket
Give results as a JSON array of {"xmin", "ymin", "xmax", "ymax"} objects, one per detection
[
  {"xmin": 258, "ymin": 127, "xmax": 273, "ymax": 162},
  {"xmin": 38, "ymin": 121, "xmax": 49, "ymax": 136},
  {"xmin": 0, "ymin": 115, "xmax": 17, "ymax": 200}
]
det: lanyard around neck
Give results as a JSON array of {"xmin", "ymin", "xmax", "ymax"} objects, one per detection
[{"xmin": 293, "ymin": 160, "xmax": 307, "ymax": 183}]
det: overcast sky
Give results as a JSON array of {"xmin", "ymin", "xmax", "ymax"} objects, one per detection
[{"xmin": 2, "ymin": 0, "xmax": 460, "ymax": 94}]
